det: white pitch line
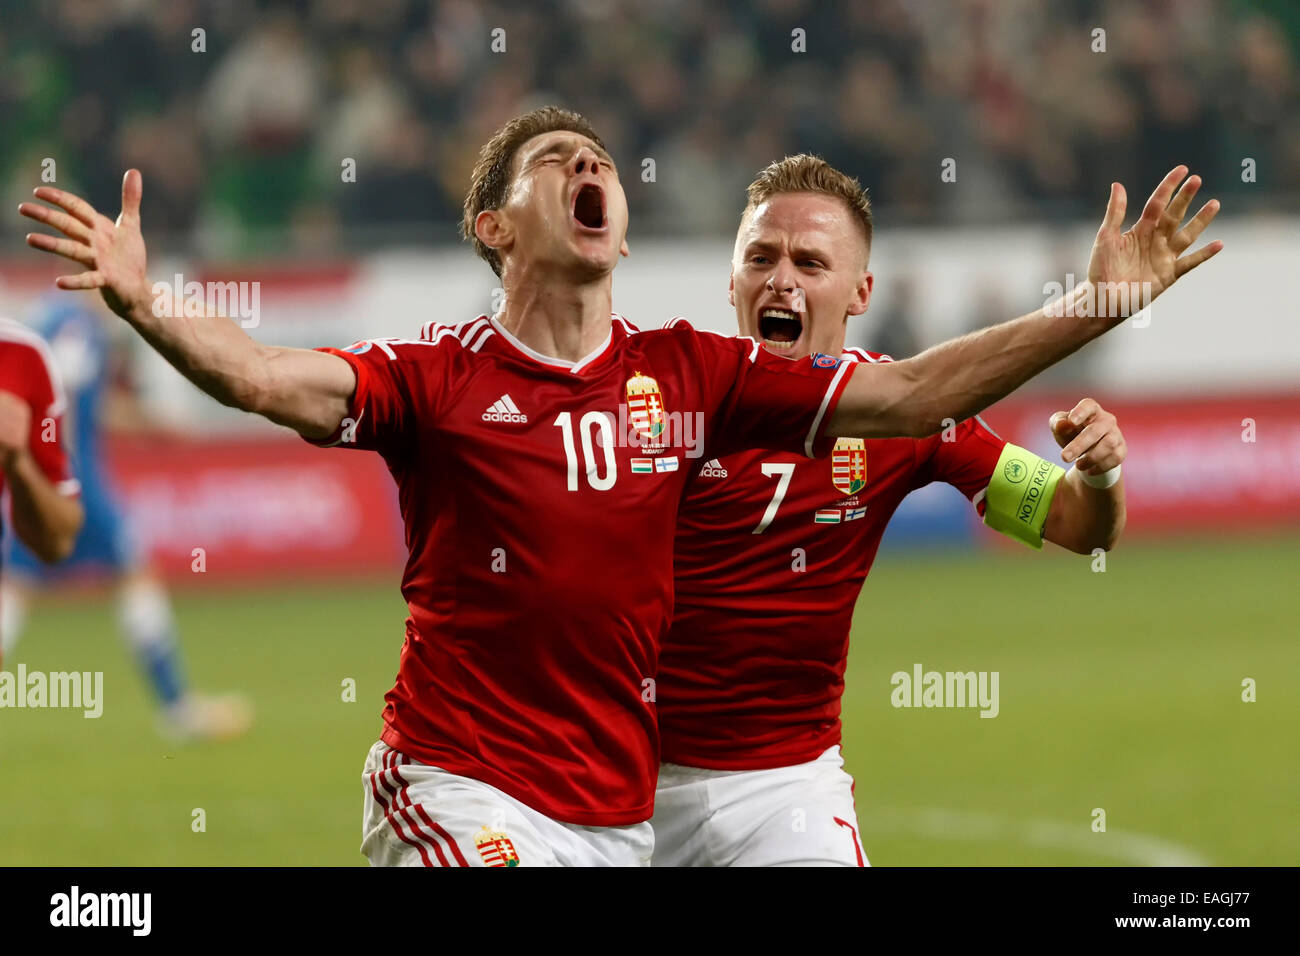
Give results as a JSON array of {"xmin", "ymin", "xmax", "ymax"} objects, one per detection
[{"xmin": 863, "ymin": 807, "xmax": 1211, "ymax": 866}]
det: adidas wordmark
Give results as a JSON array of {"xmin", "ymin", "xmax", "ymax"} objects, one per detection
[{"xmin": 483, "ymin": 394, "xmax": 528, "ymax": 423}]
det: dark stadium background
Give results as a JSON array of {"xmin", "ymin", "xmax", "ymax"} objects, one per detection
[{"xmin": 0, "ymin": 0, "xmax": 1295, "ymax": 865}]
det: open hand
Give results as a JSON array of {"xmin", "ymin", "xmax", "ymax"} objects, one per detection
[
  {"xmin": 1087, "ymin": 165, "xmax": 1223, "ymax": 320},
  {"xmin": 20, "ymin": 169, "xmax": 152, "ymax": 321}
]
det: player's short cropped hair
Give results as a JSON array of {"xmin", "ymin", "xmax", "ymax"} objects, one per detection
[
  {"xmin": 462, "ymin": 106, "xmax": 608, "ymax": 277},
  {"xmin": 741, "ymin": 154, "xmax": 873, "ymax": 255}
]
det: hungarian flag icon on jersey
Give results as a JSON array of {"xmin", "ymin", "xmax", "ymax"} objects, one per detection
[{"xmin": 831, "ymin": 437, "xmax": 867, "ymax": 496}]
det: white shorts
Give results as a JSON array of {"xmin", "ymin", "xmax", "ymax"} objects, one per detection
[
  {"xmin": 650, "ymin": 745, "xmax": 870, "ymax": 866},
  {"xmin": 361, "ymin": 741, "xmax": 654, "ymax": 866}
]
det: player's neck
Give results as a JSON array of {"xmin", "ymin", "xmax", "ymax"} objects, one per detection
[
  {"xmin": 497, "ymin": 272, "xmax": 614, "ymax": 363},
  {"xmin": 785, "ymin": 337, "xmax": 848, "ymax": 361}
]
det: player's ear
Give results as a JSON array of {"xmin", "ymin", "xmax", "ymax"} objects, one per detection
[
  {"xmin": 475, "ymin": 209, "xmax": 511, "ymax": 257},
  {"xmin": 850, "ymin": 269, "xmax": 873, "ymax": 316},
  {"xmin": 620, "ymin": 236, "xmax": 630, "ymax": 258},
  {"xmin": 728, "ymin": 269, "xmax": 735, "ymax": 308}
]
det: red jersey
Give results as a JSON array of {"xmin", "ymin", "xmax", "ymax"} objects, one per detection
[
  {"xmin": 0, "ymin": 317, "xmax": 80, "ymax": 512},
  {"xmin": 308, "ymin": 315, "xmax": 852, "ymax": 825},
  {"xmin": 660, "ymin": 347, "xmax": 1007, "ymax": 770},
  {"xmin": 0, "ymin": 319, "xmax": 80, "ymax": 669}
]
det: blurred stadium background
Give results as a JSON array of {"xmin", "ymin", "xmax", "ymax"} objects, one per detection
[{"xmin": 1, "ymin": 0, "xmax": 1296, "ymax": 865}]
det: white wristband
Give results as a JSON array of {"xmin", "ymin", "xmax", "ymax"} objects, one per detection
[{"xmin": 1073, "ymin": 462, "xmax": 1121, "ymax": 489}]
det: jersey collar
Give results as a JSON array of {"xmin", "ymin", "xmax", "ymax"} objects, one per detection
[{"xmin": 486, "ymin": 313, "xmax": 629, "ymax": 374}]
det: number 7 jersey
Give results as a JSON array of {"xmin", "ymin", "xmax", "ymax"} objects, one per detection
[
  {"xmin": 306, "ymin": 314, "xmax": 853, "ymax": 826},
  {"xmin": 662, "ymin": 347, "xmax": 1008, "ymax": 770}
]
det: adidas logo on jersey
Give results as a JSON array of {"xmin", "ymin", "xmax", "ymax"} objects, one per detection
[
  {"xmin": 483, "ymin": 394, "xmax": 528, "ymax": 423},
  {"xmin": 699, "ymin": 459, "xmax": 728, "ymax": 478}
]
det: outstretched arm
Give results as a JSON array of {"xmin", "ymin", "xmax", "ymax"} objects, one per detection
[
  {"xmin": 829, "ymin": 165, "xmax": 1222, "ymax": 439},
  {"xmin": 21, "ymin": 170, "xmax": 356, "ymax": 440}
]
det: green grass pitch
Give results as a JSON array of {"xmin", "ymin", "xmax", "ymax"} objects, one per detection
[{"xmin": 1, "ymin": 534, "xmax": 1295, "ymax": 865}]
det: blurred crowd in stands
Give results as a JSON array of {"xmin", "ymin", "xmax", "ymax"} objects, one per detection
[{"xmin": 2, "ymin": 0, "xmax": 1296, "ymax": 255}]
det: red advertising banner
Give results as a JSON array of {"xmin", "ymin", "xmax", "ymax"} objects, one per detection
[{"xmin": 106, "ymin": 435, "xmax": 406, "ymax": 583}]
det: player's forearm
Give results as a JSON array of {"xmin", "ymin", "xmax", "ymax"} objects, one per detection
[
  {"xmin": 830, "ymin": 283, "xmax": 1114, "ymax": 438},
  {"xmin": 120, "ymin": 296, "xmax": 271, "ymax": 413},
  {"xmin": 1044, "ymin": 468, "xmax": 1126, "ymax": 554},
  {"xmin": 3, "ymin": 450, "xmax": 83, "ymax": 562},
  {"xmin": 120, "ymin": 297, "xmax": 354, "ymax": 439}
]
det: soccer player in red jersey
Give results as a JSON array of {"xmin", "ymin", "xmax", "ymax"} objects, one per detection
[
  {"xmin": 651, "ymin": 154, "xmax": 1200, "ymax": 865},
  {"xmin": 0, "ymin": 319, "xmax": 84, "ymax": 668},
  {"xmin": 20, "ymin": 107, "xmax": 1221, "ymax": 865}
]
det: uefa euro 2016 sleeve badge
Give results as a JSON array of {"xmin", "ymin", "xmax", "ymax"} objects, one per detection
[
  {"xmin": 831, "ymin": 438, "xmax": 867, "ymax": 496},
  {"xmin": 810, "ymin": 352, "xmax": 842, "ymax": 369},
  {"xmin": 474, "ymin": 825, "xmax": 520, "ymax": 867},
  {"xmin": 626, "ymin": 371, "xmax": 668, "ymax": 455}
]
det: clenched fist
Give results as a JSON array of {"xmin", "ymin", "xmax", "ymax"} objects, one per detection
[
  {"xmin": 1051, "ymin": 398, "xmax": 1126, "ymax": 475},
  {"xmin": 0, "ymin": 389, "xmax": 32, "ymax": 470}
]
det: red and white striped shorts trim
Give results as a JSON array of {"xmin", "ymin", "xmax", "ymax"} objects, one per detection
[{"xmin": 368, "ymin": 745, "xmax": 470, "ymax": 867}]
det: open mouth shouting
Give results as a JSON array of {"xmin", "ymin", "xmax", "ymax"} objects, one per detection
[
  {"xmin": 571, "ymin": 182, "xmax": 607, "ymax": 232},
  {"xmin": 758, "ymin": 307, "xmax": 803, "ymax": 353}
]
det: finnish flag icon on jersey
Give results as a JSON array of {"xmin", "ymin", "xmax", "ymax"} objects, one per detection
[{"xmin": 655, "ymin": 457, "xmax": 680, "ymax": 473}]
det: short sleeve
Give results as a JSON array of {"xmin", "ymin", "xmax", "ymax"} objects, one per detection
[
  {"xmin": 303, "ymin": 337, "xmax": 443, "ymax": 452},
  {"xmin": 691, "ymin": 331, "xmax": 853, "ymax": 461},
  {"xmin": 914, "ymin": 413, "xmax": 1008, "ymax": 515},
  {"xmin": 18, "ymin": 341, "xmax": 80, "ymax": 497}
]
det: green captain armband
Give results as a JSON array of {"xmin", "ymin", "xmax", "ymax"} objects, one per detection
[{"xmin": 982, "ymin": 443, "xmax": 1066, "ymax": 550}]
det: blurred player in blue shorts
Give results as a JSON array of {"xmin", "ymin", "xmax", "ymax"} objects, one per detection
[{"xmin": 1, "ymin": 295, "xmax": 252, "ymax": 741}]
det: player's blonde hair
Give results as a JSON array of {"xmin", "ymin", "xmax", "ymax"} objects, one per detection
[
  {"xmin": 462, "ymin": 106, "xmax": 608, "ymax": 278},
  {"xmin": 740, "ymin": 154, "xmax": 873, "ymax": 253}
]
